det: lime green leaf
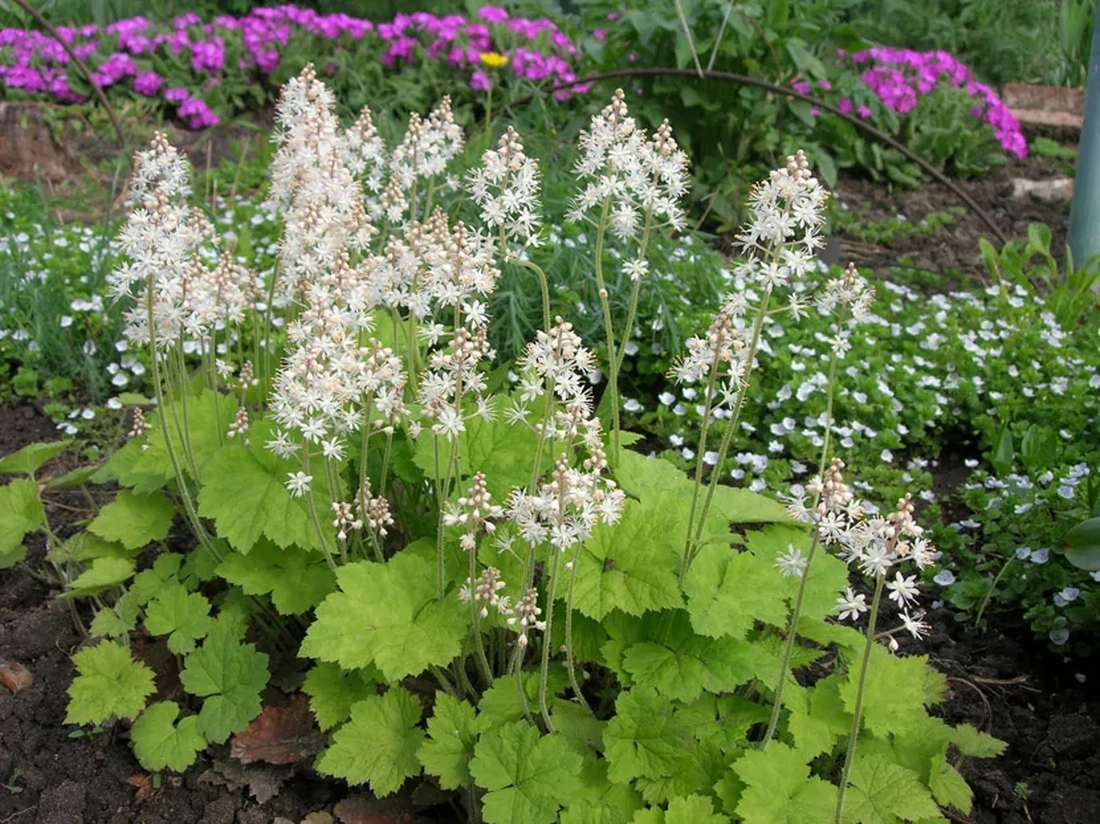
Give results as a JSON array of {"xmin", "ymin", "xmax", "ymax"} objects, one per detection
[
  {"xmin": 179, "ymin": 621, "xmax": 268, "ymax": 743},
  {"xmin": 564, "ymin": 499, "xmax": 683, "ymax": 621},
  {"xmin": 48, "ymin": 532, "xmax": 131, "ymax": 565},
  {"xmin": 561, "ymin": 756, "xmax": 644, "ymax": 824},
  {"xmin": 839, "ymin": 650, "xmax": 939, "ymax": 739},
  {"xmin": 842, "ymin": 755, "xmax": 941, "ymax": 824},
  {"xmin": 89, "ymin": 593, "xmax": 140, "ymax": 640},
  {"xmin": 198, "ymin": 441, "xmax": 313, "ymax": 554},
  {"xmin": 745, "ymin": 525, "xmax": 850, "ymax": 622},
  {"xmin": 65, "ymin": 641, "xmax": 156, "ymax": 725},
  {"xmin": 0, "ymin": 440, "xmax": 69, "ymax": 475},
  {"xmin": 418, "ymin": 693, "xmax": 479, "ymax": 790},
  {"xmin": 603, "ymin": 687, "xmax": 692, "ymax": 784},
  {"xmin": 144, "ymin": 584, "xmax": 213, "ymax": 654},
  {"xmin": 786, "ymin": 676, "xmax": 851, "ymax": 758},
  {"xmin": 413, "ymin": 396, "xmax": 548, "ymax": 500},
  {"xmin": 615, "ymin": 451, "xmax": 791, "ymax": 528},
  {"xmin": 950, "ymin": 724, "xmax": 1006, "ymax": 758},
  {"xmin": 476, "ymin": 669, "xmax": 568, "ymax": 732},
  {"xmin": 197, "ymin": 422, "xmax": 338, "ymax": 553},
  {"xmin": 471, "ymin": 721, "xmax": 583, "ymax": 824},
  {"xmin": 631, "ymin": 794, "xmax": 729, "ymax": 823},
  {"xmin": 89, "ymin": 490, "xmax": 174, "ymax": 550},
  {"xmin": 301, "ymin": 552, "xmax": 467, "ymax": 681},
  {"xmin": 622, "ymin": 611, "xmax": 768, "ymax": 703},
  {"xmin": 0, "ymin": 479, "xmax": 43, "ymax": 566},
  {"xmin": 130, "ymin": 701, "xmax": 206, "ymax": 773},
  {"xmin": 928, "ymin": 751, "xmax": 971, "ymax": 812},
  {"xmin": 216, "ymin": 539, "xmax": 336, "ymax": 614},
  {"xmin": 732, "ymin": 743, "xmax": 838, "ymax": 823},
  {"xmin": 64, "ymin": 557, "xmax": 136, "ymax": 597},
  {"xmin": 130, "ymin": 552, "xmax": 183, "ymax": 605},
  {"xmin": 302, "ymin": 662, "xmax": 380, "ymax": 731},
  {"xmin": 44, "ymin": 462, "xmax": 102, "ymax": 489},
  {"xmin": 316, "ymin": 687, "xmax": 425, "ymax": 796},
  {"xmin": 677, "ymin": 693, "xmax": 769, "ymax": 752},
  {"xmin": 552, "ymin": 701, "xmax": 606, "ymax": 757},
  {"xmin": 132, "ymin": 389, "xmax": 235, "ymax": 483},
  {"xmin": 684, "ymin": 544, "xmax": 788, "ymax": 640}
]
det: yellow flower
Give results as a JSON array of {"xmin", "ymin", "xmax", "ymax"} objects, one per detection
[{"xmin": 479, "ymin": 51, "xmax": 509, "ymax": 70}]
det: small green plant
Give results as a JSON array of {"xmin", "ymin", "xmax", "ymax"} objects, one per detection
[{"xmin": 1, "ymin": 768, "xmax": 24, "ymax": 794}]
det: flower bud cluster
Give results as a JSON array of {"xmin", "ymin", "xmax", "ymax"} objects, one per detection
[
  {"xmin": 468, "ymin": 126, "xmax": 542, "ymax": 249},
  {"xmin": 459, "ymin": 566, "xmax": 511, "ymax": 619},
  {"xmin": 735, "ymin": 150, "xmax": 829, "ymax": 292},
  {"xmin": 569, "ymin": 89, "xmax": 690, "ymax": 246},
  {"xmin": 443, "ymin": 473, "xmax": 505, "ymax": 551}
]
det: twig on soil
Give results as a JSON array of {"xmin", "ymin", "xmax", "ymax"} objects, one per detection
[
  {"xmin": 940, "ymin": 808, "xmax": 975, "ymax": 824},
  {"xmin": 9, "ymin": 0, "xmax": 126, "ymax": 147},
  {"xmin": 972, "ymin": 675, "xmax": 1034, "ymax": 689},
  {"xmin": 0, "ymin": 806, "xmax": 36, "ymax": 823},
  {"xmin": 947, "ymin": 676, "xmax": 993, "ymax": 733},
  {"xmin": 514, "ymin": 67, "xmax": 1010, "ymax": 246}
]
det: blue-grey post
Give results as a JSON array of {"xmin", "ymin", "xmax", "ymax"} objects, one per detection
[{"xmin": 1067, "ymin": 0, "xmax": 1100, "ymax": 270}]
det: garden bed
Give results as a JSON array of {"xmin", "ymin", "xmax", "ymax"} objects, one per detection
[{"xmin": 1, "ymin": 398, "xmax": 1097, "ymax": 824}]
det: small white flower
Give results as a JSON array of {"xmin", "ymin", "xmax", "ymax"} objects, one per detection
[
  {"xmin": 286, "ymin": 471, "xmax": 312, "ymax": 497},
  {"xmin": 837, "ymin": 587, "xmax": 868, "ymax": 622},
  {"xmin": 933, "ymin": 569, "xmax": 956, "ymax": 586},
  {"xmin": 775, "ymin": 545, "xmax": 807, "ymax": 578},
  {"xmin": 900, "ymin": 611, "xmax": 930, "ymax": 640},
  {"xmin": 886, "ymin": 572, "xmax": 920, "ymax": 607}
]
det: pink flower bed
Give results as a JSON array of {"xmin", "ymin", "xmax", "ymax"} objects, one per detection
[{"xmin": 0, "ymin": 4, "xmax": 586, "ymax": 128}]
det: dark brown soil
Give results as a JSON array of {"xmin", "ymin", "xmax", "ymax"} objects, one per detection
[{"xmin": 830, "ymin": 145, "xmax": 1074, "ymax": 284}]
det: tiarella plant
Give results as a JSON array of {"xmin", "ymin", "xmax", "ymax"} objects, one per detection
[{"xmin": 3, "ymin": 65, "xmax": 1007, "ymax": 822}]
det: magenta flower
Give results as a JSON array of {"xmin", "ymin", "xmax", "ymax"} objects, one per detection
[
  {"xmin": 470, "ymin": 69, "xmax": 490, "ymax": 91},
  {"xmin": 132, "ymin": 71, "xmax": 163, "ymax": 96}
]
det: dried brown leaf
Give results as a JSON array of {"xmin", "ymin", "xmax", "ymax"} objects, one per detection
[{"xmin": 230, "ymin": 694, "xmax": 323, "ymax": 765}]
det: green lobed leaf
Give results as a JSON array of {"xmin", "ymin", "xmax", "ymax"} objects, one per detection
[
  {"xmin": 300, "ymin": 551, "xmax": 467, "ymax": 681},
  {"xmin": 841, "ymin": 754, "xmax": 941, "ymax": 824},
  {"xmin": 316, "ymin": 687, "xmax": 425, "ymax": 797},
  {"xmin": 130, "ymin": 552, "xmax": 183, "ymax": 605},
  {"xmin": 476, "ymin": 669, "xmax": 568, "ymax": 733},
  {"xmin": 197, "ymin": 433, "xmax": 322, "ymax": 554},
  {"xmin": 143, "ymin": 584, "xmax": 213, "ymax": 655},
  {"xmin": 602, "ymin": 687, "xmax": 693, "ymax": 784},
  {"xmin": 785, "ymin": 676, "xmax": 852, "ymax": 759},
  {"xmin": 89, "ymin": 593, "xmax": 141, "ymax": 640},
  {"xmin": 621, "ymin": 610, "xmax": 771, "ymax": 703},
  {"xmin": 88, "ymin": 490, "xmax": 174, "ymax": 550},
  {"xmin": 215, "ymin": 538, "xmax": 336, "ymax": 614},
  {"xmin": 838, "ymin": 650, "xmax": 941, "ymax": 740},
  {"xmin": 130, "ymin": 701, "xmax": 206, "ymax": 773},
  {"xmin": 950, "ymin": 724, "xmax": 1006, "ymax": 759},
  {"xmin": 562, "ymin": 499, "xmax": 683, "ymax": 621},
  {"xmin": 302, "ymin": 662, "xmax": 380, "ymax": 731},
  {"xmin": 47, "ymin": 532, "xmax": 130, "ymax": 565},
  {"xmin": 560, "ymin": 756, "xmax": 644, "ymax": 824},
  {"xmin": 63, "ymin": 557, "xmax": 136, "ymax": 597},
  {"xmin": 744, "ymin": 525, "xmax": 850, "ymax": 623},
  {"xmin": 731, "ymin": 743, "xmax": 838, "ymax": 823},
  {"xmin": 684, "ymin": 544, "xmax": 789, "ymax": 640},
  {"xmin": 412, "ymin": 395, "xmax": 550, "ymax": 501},
  {"xmin": 0, "ymin": 439, "xmax": 69, "ymax": 475},
  {"xmin": 928, "ymin": 752, "xmax": 972, "ymax": 812},
  {"xmin": 631, "ymin": 794, "xmax": 730, "ymax": 823},
  {"xmin": 179, "ymin": 620, "xmax": 269, "ymax": 744},
  {"xmin": 0, "ymin": 479, "xmax": 43, "ymax": 567},
  {"xmin": 418, "ymin": 692, "xmax": 479, "ymax": 790},
  {"xmin": 65, "ymin": 641, "xmax": 156, "ymax": 725},
  {"xmin": 131, "ymin": 389, "xmax": 236, "ymax": 483},
  {"xmin": 470, "ymin": 721, "xmax": 583, "ymax": 824}
]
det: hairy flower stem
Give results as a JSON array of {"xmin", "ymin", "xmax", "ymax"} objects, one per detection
[
  {"xmin": 434, "ymin": 437, "xmax": 446, "ymax": 599},
  {"xmin": 260, "ymin": 265, "xmax": 279, "ymax": 406},
  {"xmin": 301, "ymin": 443, "xmax": 338, "ymax": 573},
  {"xmin": 683, "ymin": 291, "xmax": 772, "ymax": 577},
  {"xmin": 468, "ymin": 544, "xmax": 494, "ymax": 686},
  {"xmin": 613, "ymin": 213, "xmax": 653, "ymax": 375},
  {"xmin": 678, "ymin": 351, "xmax": 723, "ymax": 582},
  {"xmin": 511, "ymin": 256, "xmax": 552, "ymax": 335},
  {"xmin": 538, "ymin": 548, "xmax": 563, "ymax": 733},
  {"xmin": 835, "ymin": 573, "xmax": 886, "ymax": 824},
  {"xmin": 170, "ymin": 340, "xmax": 200, "ymax": 481},
  {"xmin": 762, "ymin": 338, "xmax": 843, "ymax": 747},
  {"xmin": 563, "ymin": 545, "xmax": 594, "ymax": 717},
  {"xmin": 145, "ymin": 279, "xmax": 217, "ymax": 560},
  {"xmin": 593, "ymin": 197, "xmax": 621, "ymax": 462}
]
